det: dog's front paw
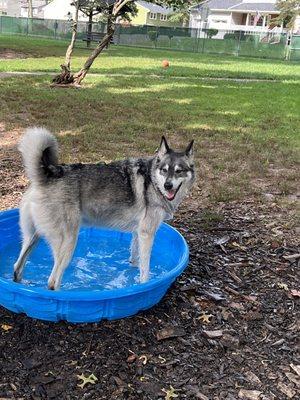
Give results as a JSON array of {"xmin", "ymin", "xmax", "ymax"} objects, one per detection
[
  {"xmin": 13, "ymin": 270, "xmax": 22, "ymax": 283},
  {"xmin": 47, "ymin": 276, "xmax": 59, "ymax": 291}
]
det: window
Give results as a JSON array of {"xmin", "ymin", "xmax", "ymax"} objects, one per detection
[
  {"xmin": 160, "ymin": 14, "xmax": 167, "ymax": 21},
  {"xmin": 249, "ymin": 14, "xmax": 263, "ymax": 27},
  {"xmin": 212, "ymin": 19, "xmax": 227, "ymax": 24},
  {"xmin": 149, "ymin": 12, "xmax": 157, "ymax": 20}
]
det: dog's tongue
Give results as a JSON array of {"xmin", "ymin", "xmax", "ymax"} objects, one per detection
[{"xmin": 166, "ymin": 190, "xmax": 176, "ymax": 200}]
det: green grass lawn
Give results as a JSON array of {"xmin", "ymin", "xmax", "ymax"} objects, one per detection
[
  {"xmin": 0, "ymin": 35, "xmax": 299, "ymax": 204},
  {"xmin": 1, "ymin": 35, "xmax": 300, "ymax": 81}
]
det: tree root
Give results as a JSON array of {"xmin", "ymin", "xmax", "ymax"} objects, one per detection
[{"xmin": 52, "ymin": 65, "xmax": 75, "ymax": 85}]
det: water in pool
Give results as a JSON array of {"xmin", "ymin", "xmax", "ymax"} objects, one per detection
[{"xmin": 0, "ymin": 228, "xmax": 171, "ymax": 291}]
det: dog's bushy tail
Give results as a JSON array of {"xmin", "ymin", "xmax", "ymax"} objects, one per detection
[{"xmin": 19, "ymin": 127, "xmax": 58, "ymax": 185}]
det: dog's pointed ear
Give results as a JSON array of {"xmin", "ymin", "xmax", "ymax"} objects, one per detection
[
  {"xmin": 185, "ymin": 140, "xmax": 194, "ymax": 158},
  {"xmin": 156, "ymin": 136, "xmax": 170, "ymax": 158}
]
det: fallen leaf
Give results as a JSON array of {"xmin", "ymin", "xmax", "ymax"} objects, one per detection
[
  {"xmin": 229, "ymin": 302, "xmax": 245, "ymax": 310},
  {"xmin": 283, "ymin": 253, "xmax": 300, "ymax": 261},
  {"xmin": 215, "ymin": 236, "xmax": 230, "ymax": 245},
  {"xmin": 156, "ymin": 326, "xmax": 186, "ymax": 341},
  {"xmin": 139, "ymin": 355, "xmax": 148, "ymax": 365},
  {"xmin": 221, "ymin": 333, "xmax": 240, "ymax": 349},
  {"xmin": 77, "ymin": 373, "xmax": 98, "ymax": 389},
  {"xmin": 271, "ymin": 338, "xmax": 285, "ymax": 347},
  {"xmin": 158, "ymin": 355, "xmax": 166, "ymax": 363},
  {"xmin": 202, "ymin": 330, "xmax": 223, "ymax": 339},
  {"xmin": 285, "ymin": 372, "xmax": 300, "ymax": 387},
  {"xmin": 204, "ymin": 291, "xmax": 226, "ymax": 302},
  {"xmin": 162, "ymin": 385, "xmax": 178, "ymax": 400},
  {"xmin": 238, "ymin": 389, "xmax": 262, "ymax": 400},
  {"xmin": 231, "ymin": 241, "xmax": 247, "ymax": 250},
  {"xmin": 244, "ymin": 371, "xmax": 262, "ymax": 385},
  {"xmin": 277, "ymin": 382, "xmax": 296, "ymax": 398},
  {"xmin": 277, "ymin": 282, "xmax": 289, "ymax": 291},
  {"xmin": 1, "ymin": 324, "xmax": 13, "ymax": 332},
  {"xmin": 290, "ymin": 289, "xmax": 300, "ymax": 298},
  {"xmin": 198, "ymin": 313, "xmax": 213, "ymax": 323},
  {"xmin": 290, "ymin": 364, "xmax": 300, "ymax": 377},
  {"xmin": 194, "ymin": 392, "xmax": 209, "ymax": 400}
]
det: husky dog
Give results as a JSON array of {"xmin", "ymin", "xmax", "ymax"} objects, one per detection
[{"xmin": 13, "ymin": 128, "xmax": 195, "ymax": 290}]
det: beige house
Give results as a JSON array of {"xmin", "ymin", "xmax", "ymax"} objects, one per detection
[{"xmin": 127, "ymin": 1, "xmax": 181, "ymax": 27}]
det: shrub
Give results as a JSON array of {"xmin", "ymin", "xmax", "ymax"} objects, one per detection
[
  {"xmin": 223, "ymin": 31, "xmax": 255, "ymax": 42},
  {"xmin": 148, "ymin": 29, "xmax": 158, "ymax": 42},
  {"xmin": 205, "ymin": 28, "xmax": 218, "ymax": 38}
]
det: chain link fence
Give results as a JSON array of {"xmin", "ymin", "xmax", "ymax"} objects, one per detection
[
  {"xmin": 0, "ymin": 15, "xmax": 299, "ymax": 61},
  {"xmin": 0, "ymin": 15, "xmax": 105, "ymax": 40},
  {"xmin": 114, "ymin": 25, "xmax": 299, "ymax": 61}
]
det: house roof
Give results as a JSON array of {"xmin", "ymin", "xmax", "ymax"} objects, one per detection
[
  {"xmin": 191, "ymin": 0, "xmax": 240, "ymax": 11},
  {"xmin": 137, "ymin": 1, "xmax": 174, "ymax": 15},
  {"xmin": 192, "ymin": 0, "xmax": 278, "ymax": 13},
  {"xmin": 230, "ymin": 2, "xmax": 277, "ymax": 12}
]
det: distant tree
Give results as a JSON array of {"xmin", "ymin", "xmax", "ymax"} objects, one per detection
[
  {"xmin": 53, "ymin": 1, "xmax": 189, "ymax": 86},
  {"xmin": 148, "ymin": 29, "xmax": 159, "ymax": 44},
  {"xmin": 275, "ymin": 0, "xmax": 300, "ymax": 30},
  {"xmin": 168, "ymin": 0, "xmax": 204, "ymax": 27},
  {"xmin": 74, "ymin": 1, "xmax": 109, "ymax": 48},
  {"xmin": 205, "ymin": 28, "xmax": 218, "ymax": 38}
]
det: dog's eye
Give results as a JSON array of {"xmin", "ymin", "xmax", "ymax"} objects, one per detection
[
  {"xmin": 161, "ymin": 167, "xmax": 168, "ymax": 173},
  {"xmin": 176, "ymin": 169, "xmax": 183, "ymax": 174}
]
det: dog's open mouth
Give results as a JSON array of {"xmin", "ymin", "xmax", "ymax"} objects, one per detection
[{"xmin": 165, "ymin": 184, "xmax": 182, "ymax": 201}]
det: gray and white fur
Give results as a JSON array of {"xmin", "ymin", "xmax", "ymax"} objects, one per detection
[{"xmin": 14, "ymin": 128, "xmax": 195, "ymax": 290}]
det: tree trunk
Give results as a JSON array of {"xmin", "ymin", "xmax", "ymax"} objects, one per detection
[
  {"xmin": 54, "ymin": 0, "xmax": 129, "ymax": 86},
  {"xmin": 87, "ymin": 11, "xmax": 93, "ymax": 48},
  {"xmin": 73, "ymin": 28, "xmax": 114, "ymax": 85},
  {"xmin": 28, "ymin": 0, "xmax": 33, "ymax": 19},
  {"xmin": 52, "ymin": 0, "xmax": 79, "ymax": 84}
]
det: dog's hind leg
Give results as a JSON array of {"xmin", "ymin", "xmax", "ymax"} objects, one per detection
[
  {"xmin": 129, "ymin": 232, "xmax": 139, "ymax": 267},
  {"xmin": 14, "ymin": 206, "xmax": 39, "ymax": 283},
  {"xmin": 46, "ymin": 217, "xmax": 79, "ymax": 290}
]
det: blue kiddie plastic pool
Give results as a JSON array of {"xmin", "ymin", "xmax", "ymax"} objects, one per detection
[{"xmin": 0, "ymin": 209, "xmax": 189, "ymax": 323}]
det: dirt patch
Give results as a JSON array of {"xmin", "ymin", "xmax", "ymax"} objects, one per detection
[
  {"xmin": 0, "ymin": 48, "xmax": 29, "ymax": 60},
  {"xmin": 0, "ymin": 124, "xmax": 26, "ymax": 209}
]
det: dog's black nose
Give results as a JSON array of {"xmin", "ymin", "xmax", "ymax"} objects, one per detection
[{"xmin": 164, "ymin": 182, "xmax": 173, "ymax": 191}]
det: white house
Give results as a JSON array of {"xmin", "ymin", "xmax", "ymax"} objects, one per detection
[
  {"xmin": 0, "ymin": 0, "xmax": 21, "ymax": 17},
  {"xmin": 43, "ymin": 0, "xmax": 89, "ymax": 21},
  {"xmin": 20, "ymin": 0, "xmax": 48, "ymax": 18},
  {"xmin": 190, "ymin": 0, "xmax": 300, "ymax": 33}
]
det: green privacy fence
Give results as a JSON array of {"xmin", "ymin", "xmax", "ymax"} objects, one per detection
[
  {"xmin": 0, "ymin": 15, "xmax": 105, "ymax": 40},
  {"xmin": 0, "ymin": 15, "xmax": 299, "ymax": 61},
  {"xmin": 114, "ymin": 24, "xmax": 299, "ymax": 61}
]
